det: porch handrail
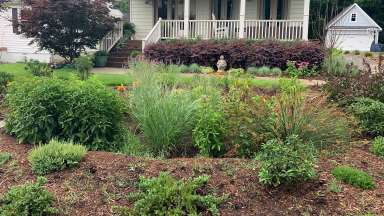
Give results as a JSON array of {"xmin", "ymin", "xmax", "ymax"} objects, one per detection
[
  {"xmin": 99, "ymin": 20, "xmax": 124, "ymax": 52},
  {"xmin": 244, "ymin": 20, "xmax": 304, "ymax": 41},
  {"xmin": 142, "ymin": 18, "xmax": 162, "ymax": 51}
]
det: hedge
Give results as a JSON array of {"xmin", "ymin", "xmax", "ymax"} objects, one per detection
[{"xmin": 144, "ymin": 40, "xmax": 325, "ymax": 69}]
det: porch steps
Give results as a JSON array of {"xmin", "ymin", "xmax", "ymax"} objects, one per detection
[{"xmin": 106, "ymin": 40, "xmax": 142, "ymax": 68}]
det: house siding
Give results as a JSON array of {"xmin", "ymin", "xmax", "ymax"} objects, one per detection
[
  {"xmin": 288, "ymin": 0, "xmax": 304, "ymax": 20},
  {"xmin": 0, "ymin": 8, "xmax": 52, "ymax": 63},
  {"xmin": 130, "ymin": 0, "xmax": 154, "ymax": 40},
  {"xmin": 333, "ymin": 7, "xmax": 374, "ymax": 27}
]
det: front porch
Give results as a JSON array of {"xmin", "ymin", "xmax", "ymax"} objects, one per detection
[{"xmin": 141, "ymin": 0, "xmax": 310, "ymax": 50}]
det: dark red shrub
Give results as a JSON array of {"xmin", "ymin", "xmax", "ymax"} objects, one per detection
[{"xmin": 144, "ymin": 40, "xmax": 325, "ymax": 69}]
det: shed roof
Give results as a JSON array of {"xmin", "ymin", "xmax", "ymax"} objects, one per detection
[{"xmin": 326, "ymin": 3, "xmax": 382, "ymax": 31}]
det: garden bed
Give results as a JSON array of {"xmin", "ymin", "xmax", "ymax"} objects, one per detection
[{"xmin": 0, "ymin": 132, "xmax": 383, "ymax": 215}]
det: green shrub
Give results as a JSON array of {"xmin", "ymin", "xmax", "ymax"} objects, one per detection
[
  {"xmin": 25, "ymin": 59, "xmax": 53, "ymax": 77},
  {"xmin": 126, "ymin": 173, "xmax": 225, "ymax": 216},
  {"xmin": 74, "ymin": 55, "xmax": 94, "ymax": 80},
  {"xmin": 257, "ymin": 66, "xmax": 271, "ymax": 76},
  {"xmin": 178, "ymin": 64, "xmax": 190, "ymax": 73},
  {"xmin": 0, "ymin": 71, "xmax": 13, "ymax": 95},
  {"xmin": 353, "ymin": 50, "xmax": 361, "ymax": 55},
  {"xmin": 246, "ymin": 66, "xmax": 259, "ymax": 75},
  {"xmin": 364, "ymin": 52, "xmax": 373, "ymax": 57},
  {"xmin": 268, "ymin": 78, "xmax": 353, "ymax": 149},
  {"xmin": 189, "ymin": 63, "xmax": 201, "ymax": 73},
  {"xmin": 166, "ymin": 64, "xmax": 183, "ymax": 74},
  {"xmin": 258, "ymin": 135, "xmax": 317, "ymax": 187},
  {"xmin": 129, "ymin": 63, "xmax": 196, "ymax": 156},
  {"xmin": 344, "ymin": 50, "xmax": 350, "ymax": 54},
  {"xmin": 322, "ymin": 55, "xmax": 356, "ymax": 76},
  {"xmin": 348, "ymin": 98, "xmax": 384, "ymax": 136},
  {"xmin": 332, "ymin": 166, "xmax": 375, "ymax": 190},
  {"xmin": 371, "ymin": 136, "xmax": 384, "ymax": 157},
  {"xmin": 192, "ymin": 86, "xmax": 226, "ymax": 157},
  {"xmin": 0, "ymin": 177, "xmax": 57, "ymax": 215},
  {"xmin": 6, "ymin": 78, "xmax": 125, "ymax": 150},
  {"xmin": 129, "ymin": 50, "xmax": 141, "ymax": 58},
  {"xmin": 0, "ymin": 152, "xmax": 11, "ymax": 166},
  {"xmin": 271, "ymin": 67, "xmax": 282, "ymax": 76},
  {"xmin": 201, "ymin": 66, "xmax": 215, "ymax": 74},
  {"xmin": 28, "ymin": 139, "xmax": 87, "ymax": 175}
]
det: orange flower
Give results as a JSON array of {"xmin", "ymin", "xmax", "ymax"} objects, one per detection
[{"xmin": 116, "ymin": 84, "xmax": 127, "ymax": 92}]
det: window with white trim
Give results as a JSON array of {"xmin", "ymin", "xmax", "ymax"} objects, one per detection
[{"xmin": 351, "ymin": 13, "xmax": 357, "ymax": 22}]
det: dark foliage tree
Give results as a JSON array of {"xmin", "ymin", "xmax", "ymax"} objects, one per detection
[{"xmin": 19, "ymin": 0, "xmax": 114, "ymax": 62}]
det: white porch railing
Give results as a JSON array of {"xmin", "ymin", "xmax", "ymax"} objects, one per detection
[
  {"xmin": 142, "ymin": 19, "xmax": 305, "ymax": 51},
  {"xmin": 99, "ymin": 20, "xmax": 124, "ymax": 52},
  {"xmin": 245, "ymin": 20, "xmax": 304, "ymax": 41},
  {"xmin": 142, "ymin": 18, "xmax": 162, "ymax": 51}
]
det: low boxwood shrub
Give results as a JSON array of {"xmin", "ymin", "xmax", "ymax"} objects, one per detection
[
  {"xmin": 0, "ymin": 177, "xmax": 57, "ymax": 215},
  {"xmin": 189, "ymin": 63, "xmax": 201, "ymax": 73},
  {"xmin": 144, "ymin": 40, "xmax": 325, "ymax": 70},
  {"xmin": 0, "ymin": 152, "xmax": 11, "ymax": 166},
  {"xmin": 371, "ymin": 136, "xmax": 384, "ymax": 157},
  {"xmin": 28, "ymin": 139, "xmax": 87, "ymax": 175},
  {"xmin": 126, "ymin": 172, "xmax": 225, "ymax": 216},
  {"xmin": 332, "ymin": 166, "xmax": 375, "ymax": 190},
  {"xmin": 348, "ymin": 98, "xmax": 384, "ymax": 136},
  {"xmin": 6, "ymin": 78, "xmax": 125, "ymax": 150},
  {"xmin": 258, "ymin": 135, "xmax": 317, "ymax": 187}
]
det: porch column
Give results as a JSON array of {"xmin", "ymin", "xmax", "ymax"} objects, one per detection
[
  {"xmin": 239, "ymin": 0, "xmax": 246, "ymax": 39},
  {"xmin": 302, "ymin": 0, "xmax": 310, "ymax": 40},
  {"xmin": 184, "ymin": 0, "xmax": 190, "ymax": 38}
]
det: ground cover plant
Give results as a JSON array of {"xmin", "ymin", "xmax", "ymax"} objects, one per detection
[
  {"xmin": 5, "ymin": 77, "xmax": 125, "ymax": 150},
  {"xmin": 371, "ymin": 136, "xmax": 384, "ymax": 158},
  {"xmin": 0, "ymin": 152, "xmax": 11, "ymax": 166},
  {"xmin": 28, "ymin": 139, "xmax": 87, "ymax": 175},
  {"xmin": 118, "ymin": 172, "xmax": 225, "ymax": 216},
  {"xmin": 0, "ymin": 177, "xmax": 57, "ymax": 215},
  {"xmin": 332, "ymin": 166, "xmax": 376, "ymax": 190},
  {"xmin": 144, "ymin": 40, "xmax": 325, "ymax": 70}
]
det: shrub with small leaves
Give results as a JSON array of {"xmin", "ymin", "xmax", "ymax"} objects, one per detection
[
  {"xmin": 0, "ymin": 177, "xmax": 57, "ymax": 216},
  {"xmin": 6, "ymin": 78, "xmax": 125, "ymax": 150},
  {"xmin": 348, "ymin": 98, "xmax": 384, "ymax": 136},
  {"xmin": 258, "ymin": 135, "xmax": 317, "ymax": 187},
  {"xmin": 74, "ymin": 55, "xmax": 94, "ymax": 80},
  {"xmin": 257, "ymin": 66, "xmax": 271, "ymax": 76},
  {"xmin": 189, "ymin": 63, "xmax": 201, "ymax": 73},
  {"xmin": 0, "ymin": 152, "xmax": 11, "ymax": 166},
  {"xmin": 25, "ymin": 59, "xmax": 53, "ymax": 77},
  {"xmin": 371, "ymin": 136, "xmax": 384, "ymax": 158},
  {"xmin": 332, "ymin": 166, "xmax": 375, "ymax": 190},
  {"xmin": 178, "ymin": 64, "xmax": 190, "ymax": 73},
  {"xmin": 246, "ymin": 67, "xmax": 259, "ymax": 75},
  {"xmin": 0, "ymin": 71, "xmax": 13, "ymax": 96},
  {"xmin": 126, "ymin": 172, "xmax": 226, "ymax": 216},
  {"xmin": 28, "ymin": 139, "xmax": 87, "ymax": 175}
]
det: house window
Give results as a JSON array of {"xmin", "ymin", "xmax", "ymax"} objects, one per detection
[{"xmin": 351, "ymin": 13, "xmax": 357, "ymax": 22}]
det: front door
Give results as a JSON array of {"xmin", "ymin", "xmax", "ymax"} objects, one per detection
[{"xmin": 212, "ymin": 0, "xmax": 233, "ymax": 20}]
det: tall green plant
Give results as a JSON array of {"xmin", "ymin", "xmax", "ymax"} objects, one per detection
[
  {"xmin": 192, "ymin": 86, "xmax": 226, "ymax": 157},
  {"xmin": 129, "ymin": 62, "xmax": 196, "ymax": 156},
  {"xmin": 74, "ymin": 55, "xmax": 93, "ymax": 80}
]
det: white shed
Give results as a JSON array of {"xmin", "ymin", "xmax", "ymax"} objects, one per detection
[{"xmin": 326, "ymin": 3, "xmax": 382, "ymax": 51}]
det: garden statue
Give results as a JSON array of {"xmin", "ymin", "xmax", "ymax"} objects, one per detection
[{"xmin": 216, "ymin": 55, "xmax": 227, "ymax": 75}]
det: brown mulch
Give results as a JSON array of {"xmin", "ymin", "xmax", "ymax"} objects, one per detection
[{"xmin": 0, "ymin": 131, "xmax": 383, "ymax": 216}]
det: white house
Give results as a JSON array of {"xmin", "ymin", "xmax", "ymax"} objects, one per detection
[
  {"xmin": 326, "ymin": 3, "xmax": 382, "ymax": 51},
  {"xmin": 0, "ymin": 4, "xmax": 124, "ymax": 63},
  {"xmin": 130, "ymin": 0, "xmax": 311, "ymax": 50},
  {"xmin": 0, "ymin": 7, "xmax": 53, "ymax": 63}
]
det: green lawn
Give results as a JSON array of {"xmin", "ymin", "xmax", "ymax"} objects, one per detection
[
  {"xmin": 0, "ymin": 63, "xmax": 281, "ymax": 89},
  {"xmin": 0, "ymin": 63, "xmax": 132, "ymax": 86}
]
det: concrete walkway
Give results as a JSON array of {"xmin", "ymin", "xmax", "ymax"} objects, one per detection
[{"xmin": 92, "ymin": 67, "xmax": 127, "ymax": 75}]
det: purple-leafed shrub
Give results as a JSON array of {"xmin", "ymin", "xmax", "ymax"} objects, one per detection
[{"xmin": 144, "ymin": 40, "xmax": 325, "ymax": 70}]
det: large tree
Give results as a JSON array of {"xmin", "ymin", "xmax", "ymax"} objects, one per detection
[
  {"xmin": 310, "ymin": 0, "xmax": 384, "ymax": 44},
  {"xmin": 20, "ymin": 0, "xmax": 115, "ymax": 62}
]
